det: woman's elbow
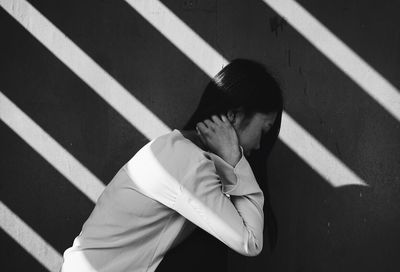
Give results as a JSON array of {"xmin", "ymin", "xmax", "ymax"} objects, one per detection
[
  {"xmin": 247, "ymin": 243, "xmax": 263, "ymax": 257},
  {"xmin": 237, "ymin": 238, "xmax": 263, "ymax": 257}
]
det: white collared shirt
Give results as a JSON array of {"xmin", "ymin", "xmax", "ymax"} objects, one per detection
[{"xmin": 61, "ymin": 129, "xmax": 264, "ymax": 272}]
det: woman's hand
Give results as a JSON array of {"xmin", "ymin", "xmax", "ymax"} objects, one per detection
[{"xmin": 196, "ymin": 114, "xmax": 241, "ymax": 167}]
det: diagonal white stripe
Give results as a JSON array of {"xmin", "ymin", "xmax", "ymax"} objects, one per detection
[
  {"xmin": 0, "ymin": 201, "xmax": 63, "ymax": 272},
  {"xmin": 280, "ymin": 113, "xmax": 365, "ymax": 186},
  {"xmin": 262, "ymin": 0, "xmax": 400, "ymax": 122},
  {"xmin": 0, "ymin": 0, "xmax": 170, "ymax": 141},
  {"xmin": 0, "ymin": 91, "xmax": 106, "ymax": 202},
  {"xmin": 124, "ymin": 0, "xmax": 226, "ymax": 78},
  {"xmin": 124, "ymin": 0, "xmax": 366, "ymax": 187}
]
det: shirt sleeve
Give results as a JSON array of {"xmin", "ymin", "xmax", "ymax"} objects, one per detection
[{"xmin": 172, "ymin": 146, "xmax": 264, "ymax": 256}]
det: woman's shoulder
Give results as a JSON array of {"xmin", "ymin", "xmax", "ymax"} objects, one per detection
[
  {"xmin": 151, "ymin": 129, "xmax": 210, "ymax": 163},
  {"xmin": 126, "ymin": 129, "xmax": 207, "ymax": 166},
  {"xmin": 129, "ymin": 129, "xmax": 212, "ymax": 182}
]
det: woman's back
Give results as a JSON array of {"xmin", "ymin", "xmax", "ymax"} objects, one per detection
[{"xmin": 61, "ymin": 129, "xmax": 205, "ymax": 272}]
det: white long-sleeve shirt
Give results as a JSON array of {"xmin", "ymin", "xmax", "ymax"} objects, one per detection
[{"xmin": 61, "ymin": 129, "xmax": 264, "ymax": 272}]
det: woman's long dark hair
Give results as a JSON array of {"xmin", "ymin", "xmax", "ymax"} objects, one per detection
[{"xmin": 183, "ymin": 58, "xmax": 284, "ymax": 251}]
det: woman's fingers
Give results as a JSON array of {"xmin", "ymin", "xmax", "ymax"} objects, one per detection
[
  {"xmin": 196, "ymin": 122, "xmax": 209, "ymax": 149},
  {"xmin": 197, "ymin": 115, "xmax": 230, "ymax": 134},
  {"xmin": 211, "ymin": 115, "xmax": 223, "ymax": 125},
  {"xmin": 203, "ymin": 119, "xmax": 215, "ymax": 129},
  {"xmin": 220, "ymin": 114, "xmax": 234, "ymax": 128},
  {"xmin": 220, "ymin": 114, "xmax": 229, "ymax": 124},
  {"xmin": 196, "ymin": 125, "xmax": 207, "ymax": 138},
  {"xmin": 196, "ymin": 122, "xmax": 208, "ymax": 132},
  {"xmin": 197, "ymin": 114, "xmax": 231, "ymax": 134}
]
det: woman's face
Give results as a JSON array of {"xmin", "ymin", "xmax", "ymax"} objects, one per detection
[{"xmin": 229, "ymin": 110, "xmax": 277, "ymax": 157}]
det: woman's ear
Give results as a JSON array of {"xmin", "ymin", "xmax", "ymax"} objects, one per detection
[{"xmin": 226, "ymin": 110, "xmax": 236, "ymax": 124}]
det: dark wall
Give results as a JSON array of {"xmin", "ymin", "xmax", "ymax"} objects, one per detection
[{"xmin": 1, "ymin": 0, "xmax": 399, "ymax": 271}]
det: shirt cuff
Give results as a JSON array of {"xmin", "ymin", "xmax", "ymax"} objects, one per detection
[{"xmin": 207, "ymin": 145, "xmax": 262, "ymax": 196}]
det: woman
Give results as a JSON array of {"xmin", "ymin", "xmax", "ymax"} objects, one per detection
[
  {"xmin": 61, "ymin": 59, "xmax": 283, "ymax": 272},
  {"xmin": 159, "ymin": 59, "xmax": 283, "ymax": 271}
]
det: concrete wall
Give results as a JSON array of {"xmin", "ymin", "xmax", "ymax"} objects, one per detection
[{"xmin": 1, "ymin": 0, "xmax": 399, "ymax": 271}]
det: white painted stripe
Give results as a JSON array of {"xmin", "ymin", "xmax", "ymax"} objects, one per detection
[
  {"xmin": 0, "ymin": 0, "xmax": 170, "ymax": 141},
  {"xmin": 124, "ymin": 0, "xmax": 367, "ymax": 187},
  {"xmin": 280, "ymin": 113, "xmax": 366, "ymax": 186},
  {"xmin": 0, "ymin": 91, "xmax": 106, "ymax": 202},
  {"xmin": 262, "ymin": 0, "xmax": 400, "ymax": 122},
  {"xmin": 124, "ymin": 0, "xmax": 226, "ymax": 78},
  {"xmin": 0, "ymin": 201, "xmax": 63, "ymax": 272}
]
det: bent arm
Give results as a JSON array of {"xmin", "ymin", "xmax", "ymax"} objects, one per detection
[{"xmin": 173, "ymin": 150, "xmax": 264, "ymax": 256}]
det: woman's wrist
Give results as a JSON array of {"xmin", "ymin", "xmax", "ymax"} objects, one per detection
[{"xmin": 220, "ymin": 146, "xmax": 241, "ymax": 167}]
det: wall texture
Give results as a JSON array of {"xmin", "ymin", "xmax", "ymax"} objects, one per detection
[{"xmin": 1, "ymin": 0, "xmax": 399, "ymax": 271}]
